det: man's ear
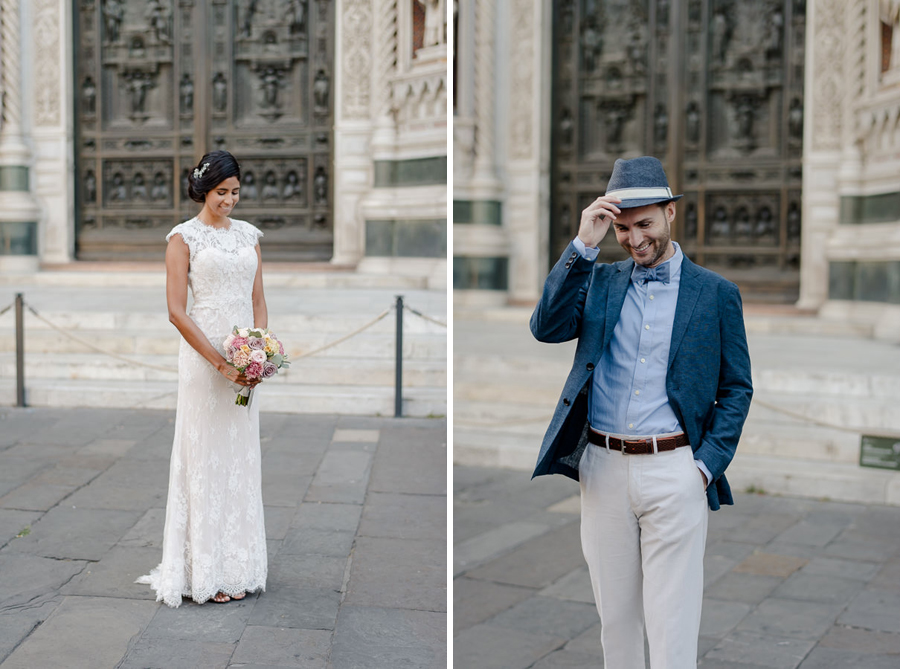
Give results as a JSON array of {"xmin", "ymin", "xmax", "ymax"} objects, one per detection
[{"xmin": 666, "ymin": 201, "xmax": 676, "ymax": 224}]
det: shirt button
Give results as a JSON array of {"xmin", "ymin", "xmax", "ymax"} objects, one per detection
[
  {"xmin": 649, "ymin": 295, "xmax": 655, "ymax": 300},
  {"xmin": 635, "ymin": 390, "xmax": 640, "ymax": 396},
  {"xmin": 641, "ymin": 358, "xmax": 646, "ymax": 363},
  {"xmin": 645, "ymin": 324, "xmax": 650, "ymax": 330},
  {"xmin": 629, "ymin": 423, "xmax": 634, "ymax": 429}
]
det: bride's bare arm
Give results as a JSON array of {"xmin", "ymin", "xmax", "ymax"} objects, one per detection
[
  {"xmin": 251, "ymin": 244, "xmax": 267, "ymax": 329},
  {"xmin": 165, "ymin": 234, "xmax": 255, "ymax": 386}
]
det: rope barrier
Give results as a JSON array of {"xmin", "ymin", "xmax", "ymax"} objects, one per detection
[
  {"xmin": 289, "ymin": 308, "xmax": 392, "ymax": 360},
  {"xmin": 403, "ymin": 304, "xmax": 447, "ymax": 328},
  {"xmin": 14, "ymin": 300, "xmax": 413, "ymax": 372},
  {"xmin": 0, "ymin": 302, "xmax": 13, "ymax": 318},
  {"xmin": 24, "ymin": 304, "xmax": 180, "ymax": 374},
  {"xmin": 752, "ymin": 398, "xmax": 899, "ymax": 438}
]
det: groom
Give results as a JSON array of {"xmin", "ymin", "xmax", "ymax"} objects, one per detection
[{"xmin": 530, "ymin": 156, "xmax": 753, "ymax": 668}]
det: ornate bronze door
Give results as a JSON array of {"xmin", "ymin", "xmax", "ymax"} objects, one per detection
[
  {"xmin": 552, "ymin": 0, "xmax": 805, "ymax": 301},
  {"xmin": 75, "ymin": 0, "xmax": 334, "ymax": 261}
]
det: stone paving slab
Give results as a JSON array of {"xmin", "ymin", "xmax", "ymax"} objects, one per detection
[
  {"xmin": 455, "ymin": 464, "xmax": 900, "ymax": 669},
  {"xmin": 0, "ymin": 407, "xmax": 446, "ymax": 668}
]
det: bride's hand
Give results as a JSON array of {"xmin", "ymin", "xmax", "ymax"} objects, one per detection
[{"xmin": 219, "ymin": 365, "xmax": 260, "ymax": 387}]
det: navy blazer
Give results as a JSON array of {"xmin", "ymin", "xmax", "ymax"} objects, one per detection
[{"xmin": 530, "ymin": 242, "xmax": 753, "ymax": 510}]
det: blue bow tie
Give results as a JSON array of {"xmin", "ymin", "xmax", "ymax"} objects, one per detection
[{"xmin": 633, "ymin": 263, "xmax": 670, "ymax": 285}]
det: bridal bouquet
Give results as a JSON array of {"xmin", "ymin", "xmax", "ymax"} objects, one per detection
[{"xmin": 223, "ymin": 326, "xmax": 291, "ymax": 406}]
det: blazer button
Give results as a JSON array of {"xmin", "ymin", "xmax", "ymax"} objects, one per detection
[
  {"xmin": 564, "ymin": 263, "xmax": 571, "ymax": 269},
  {"xmin": 586, "ymin": 363, "xmax": 594, "ymax": 371},
  {"xmin": 562, "ymin": 398, "xmax": 570, "ymax": 406}
]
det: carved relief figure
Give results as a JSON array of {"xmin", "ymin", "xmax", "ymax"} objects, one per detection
[
  {"xmin": 110, "ymin": 172, "xmax": 127, "ymax": 201},
  {"xmin": 132, "ymin": 173, "xmax": 148, "ymax": 200},
  {"xmin": 788, "ymin": 98, "xmax": 803, "ymax": 140},
  {"xmin": 733, "ymin": 95, "xmax": 757, "ymax": 148},
  {"xmin": 787, "ymin": 202, "xmax": 801, "ymax": 240},
  {"xmin": 711, "ymin": 206, "xmax": 730, "ymax": 237},
  {"xmin": 85, "ymin": 171, "xmax": 97, "ymax": 202},
  {"xmin": 424, "ymin": 0, "xmax": 444, "ymax": 47},
  {"xmin": 685, "ymin": 202, "xmax": 698, "ymax": 238},
  {"xmin": 654, "ymin": 104, "xmax": 668, "ymax": 145},
  {"xmin": 262, "ymin": 171, "xmax": 280, "ymax": 199},
  {"xmin": 242, "ymin": 172, "xmax": 259, "ymax": 199},
  {"xmin": 180, "ymin": 74, "xmax": 194, "ymax": 115},
  {"xmin": 181, "ymin": 170, "xmax": 190, "ymax": 199},
  {"xmin": 755, "ymin": 206, "xmax": 774, "ymax": 238},
  {"xmin": 213, "ymin": 73, "xmax": 228, "ymax": 112},
  {"xmin": 765, "ymin": 9, "xmax": 783, "ymax": 57},
  {"xmin": 313, "ymin": 70, "xmax": 330, "ymax": 114},
  {"xmin": 560, "ymin": 205, "xmax": 571, "ymax": 235},
  {"xmin": 147, "ymin": 0, "xmax": 172, "ymax": 43},
  {"xmin": 151, "ymin": 172, "xmax": 169, "ymax": 201},
  {"xmin": 102, "ymin": 0, "xmax": 124, "ymax": 43},
  {"xmin": 284, "ymin": 0, "xmax": 307, "ymax": 34},
  {"xmin": 581, "ymin": 22, "xmax": 602, "ymax": 73},
  {"xmin": 126, "ymin": 71, "xmax": 153, "ymax": 115},
  {"xmin": 886, "ymin": 1, "xmax": 900, "ymax": 70},
  {"xmin": 627, "ymin": 30, "xmax": 646, "ymax": 75},
  {"xmin": 559, "ymin": 108, "xmax": 574, "ymax": 147},
  {"xmin": 686, "ymin": 101, "xmax": 700, "ymax": 144},
  {"xmin": 261, "ymin": 68, "xmax": 282, "ymax": 109},
  {"xmin": 283, "ymin": 171, "xmax": 302, "ymax": 199},
  {"xmin": 83, "ymin": 77, "xmax": 97, "ymax": 115},
  {"xmin": 314, "ymin": 167, "xmax": 327, "ymax": 205},
  {"xmin": 711, "ymin": 9, "xmax": 729, "ymax": 64},
  {"xmin": 657, "ymin": 0, "xmax": 669, "ymax": 28},
  {"xmin": 242, "ymin": 0, "xmax": 259, "ymax": 38},
  {"xmin": 604, "ymin": 105, "xmax": 628, "ymax": 147}
]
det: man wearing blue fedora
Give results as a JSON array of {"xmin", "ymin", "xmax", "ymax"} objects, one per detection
[{"xmin": 531, "ymin": 156, "xmax": 753, "ymax": 668}]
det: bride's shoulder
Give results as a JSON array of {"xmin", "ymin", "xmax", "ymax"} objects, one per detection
[
  {"xmin": 165, "ymin": 217, "xmax": 198, "ymax": 243},
  {"xmin": 230, "ymin": 218, "xmax": 264, "ymax": 243}
]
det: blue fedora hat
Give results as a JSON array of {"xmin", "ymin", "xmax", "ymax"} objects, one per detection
[{"xmin": 605, "ymin": 156, "xmax": 683, "ymax": 209}]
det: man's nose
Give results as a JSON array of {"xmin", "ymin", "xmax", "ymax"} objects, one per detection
[{"xmin": 628, "ymin": 229, "xmax": 643, "ymax": 247}]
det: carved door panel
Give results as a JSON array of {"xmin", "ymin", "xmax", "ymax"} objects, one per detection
[
  {"xmin": 75, "ymin": 0, "xmax": 334, "ymax": 261},
  {"xmin": 551, "ymin": 0, "xmax": 805, "ymax": 301}
]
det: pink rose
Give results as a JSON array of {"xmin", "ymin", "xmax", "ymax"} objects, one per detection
[
  {"xmin": 232, "ymin": 337, "xmax": 248, "ymax": 349},
  {"xmin": 278, "ymin": 341, "xmax": 285, "ymax": 355},
  {"xmin": 250, "ymin": 349, "xmax": 266, "ymax": 364},
  {"xmin": 246, "ymin": 361, "xmax": 263, "ymax": 379},
  {"xmin": 262, "ymin": 361, "xmax": 278, "ymax": 378}
]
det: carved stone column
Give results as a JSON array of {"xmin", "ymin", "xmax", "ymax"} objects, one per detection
[
  {"xmin": 798, "ymin": 0, "xmax": 848, "ymax": 309},
  {"xmin": 470, "ymin": 0, "xmax": 500, "ymax": 192},
  {"xmin": 370, "ymin": 0, "xmax": 398, "ymax": 155},
  {"xmin": 0, "ymin": 0, "xmax": 41, "ymax": 270},
  {"xmin": 332, "ymin": 0, "xmax": 375, "ymax": 265},
  {"xmin": 30, "ymin": 0, "xmax": 73, "ymax": 265},
  {"xmin": 505, "ymin": 0, "xmax": 551, "ymax": 303}
]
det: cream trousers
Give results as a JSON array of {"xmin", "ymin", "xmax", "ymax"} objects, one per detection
[{"xmin": 579, "ymin": 442, "xmax": 709, "ymax": 669}]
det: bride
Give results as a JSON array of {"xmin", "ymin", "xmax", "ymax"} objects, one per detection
[{"xmin": 137, "ymin": 150, "xmax": 268, "ymax": 606}]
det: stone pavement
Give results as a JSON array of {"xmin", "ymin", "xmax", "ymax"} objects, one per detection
[
  {"xmin": 0, "ymin": 407, "xmax": 447, "ymax": 668},
  {"xmin": 454, "ymin": 465, "xmax": 900, "ymax": 669}
]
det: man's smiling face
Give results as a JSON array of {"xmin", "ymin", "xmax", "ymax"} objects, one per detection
[{"xmin": 612, "ymin": 201, "xmax": 676, "ymax": 268}]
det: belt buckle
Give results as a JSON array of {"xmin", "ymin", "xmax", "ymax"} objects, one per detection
[{"xmin": 622, "ymin": 439, "xmax": 644, "ymax": 455}]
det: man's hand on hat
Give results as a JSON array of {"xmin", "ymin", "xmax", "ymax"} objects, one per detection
[{"xmin": 577, "ymin": 196, "xmax": 622, "ymax": 248}]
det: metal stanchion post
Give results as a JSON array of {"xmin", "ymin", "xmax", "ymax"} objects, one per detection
[
  {"xmin": 15, "ymin": 293, "xmax": 25, "ymax": 407},
  {"xmin": 395, "ymin": 295, "xmax": 403, "ymax": 418}
]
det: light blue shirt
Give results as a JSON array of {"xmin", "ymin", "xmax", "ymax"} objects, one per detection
[{"xmin": 573, "ymin": 237, "xmax": 712, "ymax": 483}]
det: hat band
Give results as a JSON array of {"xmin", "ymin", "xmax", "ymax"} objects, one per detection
[{"xmin": 606, "ymin": 186, "xmax": 673, "ymax": 200}]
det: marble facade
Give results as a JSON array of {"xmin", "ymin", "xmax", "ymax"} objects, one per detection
[{"xmin": 0, "ymin": 0, "xmax": 446, "ymax": 287}]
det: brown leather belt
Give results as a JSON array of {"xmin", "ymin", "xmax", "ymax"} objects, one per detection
[{"xmin": 588, "ymin": 429, "xmax": 690, "ymax": 455}]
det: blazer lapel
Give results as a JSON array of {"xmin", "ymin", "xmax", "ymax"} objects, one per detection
[
  {"xmin": 601, "ymin": 261, "xmax": 633, "ymax": 354},
  {"xmin": 668, "ymin": 256, "xmax": 705, "ymax": 368}
]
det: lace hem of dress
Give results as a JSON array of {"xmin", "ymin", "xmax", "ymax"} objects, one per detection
[{"xmin": 136, "ymin": 565, "xmax": 267, "ymax": 608}]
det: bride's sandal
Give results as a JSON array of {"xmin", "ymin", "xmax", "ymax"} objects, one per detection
[{"xmin": 211, "ymin": 591, "xmax": 231, "ymax": 603}]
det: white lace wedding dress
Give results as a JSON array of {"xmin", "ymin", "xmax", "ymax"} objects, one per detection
[{"xmin": 137, "ymin": 217, "xmax": 268, "ymax": 607}]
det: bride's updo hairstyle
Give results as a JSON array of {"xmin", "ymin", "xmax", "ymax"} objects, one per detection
[{"xmin": 187, "ymin": 150, "xmax": 241, "ymax": 203}]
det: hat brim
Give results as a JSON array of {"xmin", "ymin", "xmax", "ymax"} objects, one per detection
[{"xmin": 615, "ymin": 194, "xmax": 683, "ymax": 209}]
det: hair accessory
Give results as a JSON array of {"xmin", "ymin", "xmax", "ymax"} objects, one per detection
[{"xmin": 192, "ymin": 163, "xmax": 210, "ymax": 179}]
